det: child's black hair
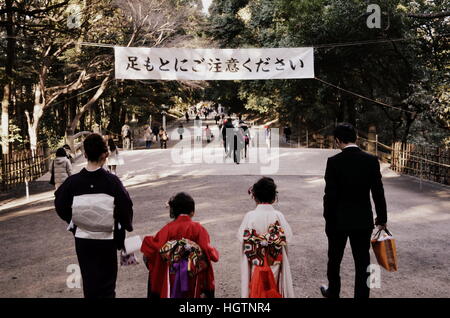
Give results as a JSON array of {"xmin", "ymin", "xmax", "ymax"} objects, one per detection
[
  {"xmin": 55, "ymin": 147, "xmax": 67, "ymax": 157},
  {"xmin": 168, "ymin": 192, "xmax": 195, "ymax": 219},
  {"xmin": 108, "ymin": 138, "xmax": 117, "ymax": 152},
  {"xmin": 251, "ymin": 177, "xmax": 277, "ymax": 204}
]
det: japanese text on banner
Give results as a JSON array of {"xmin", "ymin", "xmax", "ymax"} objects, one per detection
[{"xmin": 114, "ymin": 47, "xmax": 314, "ymax": 80}]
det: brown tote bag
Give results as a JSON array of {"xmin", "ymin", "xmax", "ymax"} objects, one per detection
[{"xmin": 371, "ymin": 228, "xmax": 398, "ymax": 272}]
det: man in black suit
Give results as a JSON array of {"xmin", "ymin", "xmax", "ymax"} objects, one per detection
[{"xmin": 321, "ymin": 123, "xmax": 387, "ymax": 299}]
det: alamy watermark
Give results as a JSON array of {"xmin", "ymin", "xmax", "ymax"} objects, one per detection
[
  {"xmin": 66, "ymin": 4, "xmax": 82, "ymax": 29},
  {"xmin": 366, "ymin": 4, "xmax": 381, "ymax": 29},
  {"xmin": 367, "ymin": 264, "xmax": 381, "ymax": 289},
  {"xmin": 66, "ymin": 264, "xmax": 82, "ymax": 289}
]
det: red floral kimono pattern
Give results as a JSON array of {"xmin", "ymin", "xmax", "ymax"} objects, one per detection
[{"xmin": 141, "ymin": 215, "xmax": 219, "ymax": 298}]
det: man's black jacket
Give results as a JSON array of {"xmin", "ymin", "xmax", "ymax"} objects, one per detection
[{"xmin": 323, "ymin": 147, "xmax": 387, "ymax": 231}]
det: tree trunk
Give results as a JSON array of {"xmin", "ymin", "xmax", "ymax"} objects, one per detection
[
  {"xmin": 66, "ymin": 75, "xmax": 110, "ymax": 141},
  {"xmin": 25, "ymin": 85, "xmax": 45, "ymax": 154},
  {"xmin": 1, "ymin": 0, "xmax": 16, "ymax": 155},
  {"xmin": 1, "ymin": 84, "xmax": 10, "ymax": 155},
  {"xmin": 27, "ymin": 121, "xmax": 38, "ymax": 155}
]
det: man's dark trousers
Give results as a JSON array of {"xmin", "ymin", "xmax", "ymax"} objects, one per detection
[{"xmin": 326, "ymin": 228, "xmax": 372, "ymax": 299}]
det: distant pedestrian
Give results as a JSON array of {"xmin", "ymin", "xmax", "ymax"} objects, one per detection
[
  {"xmin": 195, "ymin": 118, "xmax": 202, "ymax": 142},
  {"xmin": 152, "ymin": 126, "xmax": 159, "ymax": 142},
  {"xmin": 205, "ymin": 125, "xmax": 212, "ymax": 143},
  {"xmin": 284, "ymin": 126, "xmax": 291, "ymax": 143},
  {"xmin": 144, "ymin": 126, "xmax": 154, "ymax": 149},
  {"xmin": 222, "ymin": 118, "xmax": 234, "ymax": 157},
  {"xmin": 159, "ymin": 128, "xmax": 168, "ymax": 149},
  {"xmin": 265, "ymin": 126, "xmax": 271, "ymax": 149},
  {"xmin": 106, "ymin": 138, "xmax": 122, "ymax": 175},
  {"xmin": 241, "ymin": 124, "xmax": 250, "ymax": 159},
  {"xmin": 63, "ymin": 144, "xmax": 74, "ymax": 163},
  {"xmin": 178, "ymin": 124, "xmax": 185, "ymax": 140},
  {"xmin": 121, "ymin": 124, "xmax": 132, "ymax": 150},
  {"xmin": 233, "ymin": 127, "xmax": 245, "ymax": 164},
  {"xmin": 185, "ymin": 111, "xmax": 190, "ymax": 123},
  {"xmin": 52, "ymin": 147, "xmax": 73, "ymax": 190}
]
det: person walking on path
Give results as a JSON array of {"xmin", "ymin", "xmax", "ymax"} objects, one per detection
[
  {"xmin": 222, "ymin": 118, "xmax": 234, "ymax": 157},
  {"xmin": 55, "ymin": 133, "xmax": 134, "ymax": 298},
  {"xmin": 321, "ymin": 123, "xmax": 388, "ymax": 299},
  {"xmin": 141, "ymin": 192, "xmax": 219, "ymax": 298},
  {"xmin": 178, "ymin": 124, "xmax": 185, "ymax": 140},
  {"xmin": 265, "ymin": 126, "xmax": 271, "ymax": 149},
  {"xmin": 159, "ymin": 128, "xmax": 169, "ymax": 149},
  {"xmin": 52, "ymin": 147, "xmax": 73, "ymax": 190},
  {"xmin": 185, "ymin": 111, "xmax": 190, "ymax": 123},
  {"xmin": 63, "ymin": 144, "xmax": 74, "ymax": 163},
  {"xmin": 152, "ymin": 126, "xmax": 160, "ymax": 143},
  {"xmin": 194, "ymin": 118, "xmax": 202, "ymax": 142},
  {"xmin": 237, "ymin": 177, "xmax": 294, "ymax": 298},
  {"xmin": 121, "ymin": 124, "xmax": 132, "ymax": 150},
  {"xmin": 240, "ymin": 123, "xmax": 250, "ymax": 159},
  {"xmin": 283, "ymin": 126, "xmax": 291, "ymax": 143},
  {"xmin": 233, "ymin": 127, "xmax": 245, "ymax": 165},
  {"xmin": 144, "ymin": 126, "xmax": 154, "ymax": 149},
  {"xmin": 205, "ymin": 124, "xmax": 212, "ymax": 143},
  {"xmin": 106, "ymin": 138, "xmax": 122, "ymax": 175}
]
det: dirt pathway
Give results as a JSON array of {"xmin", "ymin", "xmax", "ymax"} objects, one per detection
[{"xmin": 0, "ymin": 123, "xmax": 449, "ymax": 298}]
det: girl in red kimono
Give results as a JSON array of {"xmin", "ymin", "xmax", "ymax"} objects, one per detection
[{"xmin": 141, "ymin": 192, "xmax": 219, "ymax": 298}]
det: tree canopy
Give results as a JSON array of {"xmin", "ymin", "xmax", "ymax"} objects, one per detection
[
  {"xmin": 204, "ymin": 0, "xmax": 449, "ymax": 145},
  {"xmin": 1, "ymin": 0, "xmax": 448, "ymax": 154}
]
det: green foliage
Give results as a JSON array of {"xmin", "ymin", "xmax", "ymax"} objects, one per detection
[{"xmin": 203, "ymin": 0, "xmax": 449, "ymax": 146}]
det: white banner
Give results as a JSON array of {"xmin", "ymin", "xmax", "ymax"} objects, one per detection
[{"xmin": 114, "ymin": 47, "xmax": 314, "ymax": 80}]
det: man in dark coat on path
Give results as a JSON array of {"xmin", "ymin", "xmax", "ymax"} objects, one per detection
[{"xmin": 321, "ymin": 123, "xmax": 388, "ymax": 299}]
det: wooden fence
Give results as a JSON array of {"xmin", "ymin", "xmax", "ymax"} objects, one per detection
[
  {"xmin": 391, "ymin": 142, "xmax": 450, "ymax": 185},
  {"xmin": 0, "ymin": 146, "xmax": 50, "ymax": 191},
  {"xmin": 287, "ymin": 129, "xmax": 449, "ymax": 186}
]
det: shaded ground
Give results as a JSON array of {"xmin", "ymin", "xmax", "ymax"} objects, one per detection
[{"xmin": 0, "ymin": 120, "xmax": 449, "ymax": 298}]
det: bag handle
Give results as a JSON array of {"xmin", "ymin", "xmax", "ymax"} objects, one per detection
[{"xmin": 373, "ymin": 228, "xmax": 393, "ymax": 240}]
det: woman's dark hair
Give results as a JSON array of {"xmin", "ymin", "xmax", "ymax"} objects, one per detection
[
  {"xmin": 83, "ymin": 133, "xmax": 108, "ymax": 162},
  {"xmin": 168, "ymin": 192, "xmax": 195, "ymax": 219},
  {"xmin": 250, "ymin": 177, "xmax": 278, "ymax": 204},
  {"xmin": 333, "ymin": 123, "xmax": 357, "ymax": 144},
  {"xmin": 55, "ymin": 147, "xmax": 67, "ymax": 157},
  {"xmin": 108, "ymin": 138, "xmax": 117, "ymax": 152}
]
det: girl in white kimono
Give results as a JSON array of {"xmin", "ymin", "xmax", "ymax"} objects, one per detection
[{"xmin": 237, "ymin": 177, "xmax": 295, "ymax": 298}]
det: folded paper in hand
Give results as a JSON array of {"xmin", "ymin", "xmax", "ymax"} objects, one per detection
[{"xmin": 124, "ymin": 235, "xmax": 142, "ymax": 255}]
